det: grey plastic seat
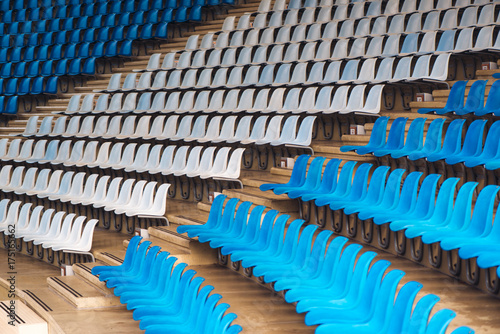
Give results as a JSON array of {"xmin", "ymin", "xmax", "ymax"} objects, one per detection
[
  {"xmin": 321, "ymin": 61, "xmax": 341, "ymax": 84},
  {"xmin": 211, "ymin": 116, "xmax": 237, "ymax": 143},
  {"xmin": 364, "ymin": 36, "xmax": 384, "ymax": 58},
  {"xmin": 392, "ymin": 56, "xmax": 413, "ymax": 81},
  {"xmin": 338, "ymin": 20, "xmax": 354, "ymax": 38},
  {"xmin": 100, "ymin": 116, "xmax": 122, "ymax": 139},
  {"xmin": 441, "ymin": 9, "xmax": 458, "ymax": 30},
  {"xmin": 132, "ymin": 92, "xmax": 153, "ymax": 114},
  {"xmin": 454, "ymin": 28, "xmax": 474, "ymax": 52},
  {"xmin": 254, "ymin": 116, "xmax": 284, "ymax": 145},
  {"xmin": 98, "ymin": 73, "xmax": 121, "ymax": 93},
  {"xmin": 382, "ymin": 34, "xmax": 401, "ymax": 57},
  {"xmin": 35, "ymin": 116, "xmax": 53, "ymax": 137},
  {"xmin": 315, "ymin": 40, "xmax": 333, "ymax": 60},
  {"xmin": 121, "ymin": 73, "xmax": 138, "ymax": 92},
  {"xmin": 348, "ymin": 38, "xmax": 367, "ymax": 58},
  {"xmin": 332, "ymin": 39, "xmax": 349, "ymax": 59},
  {"xmin": 149, "ymin": 146, "xmax": 176, "ymax": 174},
  {"xmin": 204, "ymin": 90, "xmax": 225, "ymax": 113},
  {"xmin": 134, "ymin": 53, "xmax": 161, "ymax": 72},
  {"xmin": 306, "ymin": 23, "xmax": 322, "ymax": 41},
  {"xmin": 239, "ymin": 116, "xmax": 269, "ymax": 145},
  {"xmin": 400, "ymin": 33, "xmax": 420, "ymax": 56},
  {"xmin": 219, "ymin": 89, "xmax": 241, "ymax": 113},
  {"xmin": 275, "ymin": 27, "xmax": 291, "ymax": 44},
  {"xmin": 435, "ymin": 30, "xmax": 456, "ymax": 53},
  {"xmin": 337, "ymin": 60, "xmax": 360, "ymax": 84},
  {"xmin": 307, "ymin": 86, "xmax": 333, "ymax": 114},
  {"xmin": 289, "ymin": 62, "xmax": 307, "ymax": 85},
  {"xmin": 338, "ymin": 85, "xmax": 367, "ymax": 114},
  {"xmin": 50, "ymin": 140, "xmax": 74, "ymax": 165},
  {"xmin": 406, "ymin": 13, "xmax": 422, "ymax": 33},
  {"xmin": 387, "ymin": 15, "xmax": 405, "ymax": 34},
  {"xmin": 65, "ymin": 96, "xmax": 81, "ymax": 114},
  {"xmin": 161, "ymin": 52, "xmax": 176, "ymax": 70},
  {"xmin": 371, "ymin": 16, "xmax": 388, "ymax": 35},
  {"xmin": 356, "ymin": 85, "xmax": 386, "ymax": 115}
]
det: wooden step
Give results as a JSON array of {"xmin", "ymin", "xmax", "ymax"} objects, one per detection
[
  {"xmin": 0, "ymin": 300, "xmax": 48, "ymax": 334},
  {"xmin": 222, "ymin": 187, "xmax": 298, "ymax": 212},
  {"xmin": 72, "ymin": 263, "xmax": 113, "ymax": 295},
  {"xmin": 47, "ymin": 276, "xmax": 121, "ymax": 309}
]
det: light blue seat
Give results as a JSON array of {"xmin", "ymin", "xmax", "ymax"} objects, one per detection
[
  {"xmin": 343, "ymin": 169, "xmax": 405, "ymax": 216},
  {"xmin": 176, "ymin": 194, "xmax": 226, "ymax": 237},
  {"xmin": 408, "ymin": 118, "xmax": 445, "ymax": 160},
  {"xmin": 372, "ymin": 117, "xmax": 409, "ymax": 157},
  {"xmin": 389, "ymin": 118, "xmax": 427, "ymax": 159},
  {"xmin": 276, "ymin": 156, "xmax": 325, "ymax": 197},
  {"xmin": 259, "ymin": 154, "xmax": 310, "ymax": 192},
  {"xmin": 327, "ymin": 164, "xmax": 382, "ymax": 211},
  {"xmin": 425, "ymin": 119, "xmax": 466, "ymax": 162},
  {"xmin": 314, "ymin": 281, "xmax": 422, "ymax": 334},
  {"xmin": 314, "ymin": 162, "xmax": 370, "ymax": 207},
  {"xmin": 454, "ymin": 80, "xmax": 487, "ymax": 115},
  {"xmin": 476, "ymin": 80, "xmax": 500, "ymax": 116},
  {"xmin": 390, "ymin": 177, "xmax": 460, "ymax": 233},
  {"xmin": 302, "ymin": 265, "xmax": 402, "ymax": 326},
  {"xmin": 464, "ymin": 121, "xmax": 500, "ymax": 167},
  {"xmin": 357, "ymin": 172, "xmax": 422, "ymax": 222},
  {"xmin": 418, "ymin": 81, "xmax": 468, "ymax": 114},
  {"xmin": 422, "ymin": 183, "xmax": 498, "ymax": 244},
  {"xmin": 372, "ymin": 174, "xmax": 441, "ymax": 226},
  {"xmin": 340, "ymin": 116, "xmax": 389, "ymax": 154},
  {"xmin": 91, "ymin": 236, "xmax": 143, "ymax": 276},
  {"xmin": 445, "ymin": 119, "xmax": 487, "ymax": 165},
  {"xmin": 297, "ymin": 159, "xmax": 342, "ymax": 201}
]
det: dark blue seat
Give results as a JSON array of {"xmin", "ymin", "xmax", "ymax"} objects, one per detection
[
  {"xmin": 13, "ymin": 62, "xmax": 27, "ymax": 78},
  {"xmin": 54, "ymin": 59, "xmax": 69, "ymax": 76},
  {"xmin": 3, "ymin": 96, "xmax": 19, "ymax": 115},
  {"xmin": 31, "ymin": 77, "xmax": 44, "ymax": 95},
  {"xmin": 41, "ymin": 60, "xmax": 54, "ymax": 77},
  {"xmin": 4, "ymin": 78, "xmax": 18, "ymax": 96},
  {"xmin": 45, "ymin": 77, "xmax": 58, "ymax": 94}
]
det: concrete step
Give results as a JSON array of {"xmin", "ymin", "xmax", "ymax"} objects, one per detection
[{"xmin": 47, "ymin": 276, "xmax": 121, "ymax": 309}]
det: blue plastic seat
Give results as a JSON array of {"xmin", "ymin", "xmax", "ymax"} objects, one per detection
[
  {"xmin": 372, "ymin": 117, "xmax": 409, "ymax": 157},
  {"xmin": 4, "ymin": 79, "xmax": 18, "ymax": 96},
  {"xmin": 408, "ymin": 118, "xmax": 445, "ymax": 160},
  {"xmin": 390, "ymin": 177, "xmax": 459, "ymax": 233},
  {"xmin": 390, "ymin": 118, "xmax": 428, "ymax": 159},
  {"xmin": 3, "ymin": 96, "xmax": 19, "ymax": 115},
  {"xmin": 454, "ymin": 80, "xmax": 487, "ymax": 115},
  {"xmin": 358, "ymin": 171, "xmax": 422, "ymax": 221},
  {"xmin": 341, "ymin": 118, "xmax": 391, "ymax": 154},
  {"xmin": 177, "ymin": 194, "xmax": 227, "ymax": 237},
  {"xmin": 31, "ymin": 77, "xmax": 44, "ymax": 95},
  {"xmin": 418, "ymin": 81, "xmax": 468, "ymax": 114},
  {"xmin": 426, "ymin": 119, "xmax": 466, "ymax": 162},
  {"xmin": 260, "ymin": 154, "xmax": 310, "ymax": 192},
  {"xmin": 464, "ymin": 121, "xmax": 500, "ymax": 167},
  {"xmin": 17, "ymin": 78, "xmax": 31, "ymax": 96},
  {"xmin": 223, "ymin": 209, "xmax": 282, "ymax": 258},
  {"xmin": 91, "ymin": 236, "xmax": 143, "ymax": 276},
  {"xmin": 296, "ymin": 159, "xmax": 342, "ymax": 202},
  {"xmin": 373, "ymin": 173, "xmax": 441, "ymax": 226},
  {"xmin": 274, "ymin": 156, "xmax": 325, "ymax": 196},
  {"xmin": 475, "ymin": 80, "xmax": 500, "ymax": 116},
  {"xmin": 313, "ymin": 161, "xmax": 360, "ymax": 207},
  {"xmin": 445, "ymin": 119, "xmax": 487, "ymax": 165}
]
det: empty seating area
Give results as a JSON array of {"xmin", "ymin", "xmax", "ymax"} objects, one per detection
[{"xmin": 1, "ymin": 0, "xmax": 500, "ymax": 333}]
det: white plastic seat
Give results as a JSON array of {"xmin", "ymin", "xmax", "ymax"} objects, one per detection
[
  {"xmin": 21, "ymin": 139, "xmax": 46, "ymax": 163},
  {"xmin": 387, "ymin": 15, "xmax": 405, "ymax": 34},
  {"xmin": 33, "ymin": 213, "xmax": 76, "ymax": 246},
  {"xmin": 185, "ymin": 35, "xmax": 199, "ymax": 51},
  {"xmin": 220, "ymin": 49, "xmax": 236, "ymax": 67},
  {"xmin": 79, "ymin": 94, "xmax": 96, "ymax": 114},
  {"xmin": 199, "ymin": 147, "xmax": 231, "ymax": 179},
  {"xmin": 58, "ymin": 172, "xmax": 86, "ymax": 203},
  {"xmin": 270, "ymin": 116, "xmax": 299, "ymax": 146},
  {"xmin": 25, "ymin": 169, "xmax": 51, "ymax": 197},
  {"xmin": 64, "ymin": 96, "xmax": 81, "ymax": 114},
  {"xmin": 150, "ymin": 71, "xmax": 167, "ymax": 90},
  {"xmin": 472, "ymin": 26, "xmax": 494, "ymax": 51},
  {"xmin": 11, "ymin": 167, "xmax": 37, "ymax": 195},
  {"xmin": 196, "ymin": 116, "xmax": 222, "ymax": 143},
  {"xmin": 306, "ymin": 23, "xmax": 322, "ymax": 41},
  {"xmin": 161, "ymin": 91, "xmax": 180, "ymax": 113},
  {"xmin": 440, "ymin": 8, "xmax": 458, "ymax": 30},
  {"xmin": 183, "ymin": 115, "xmax": 208, "ymax": 142},
  {"xmin": 338, "ymin": 85, "xmax": 367, "ymax": 114},
  {"xmin": 307, "ymin": 86, "xmax": 333, "ymax": 114},
  {"xmin": 105, "ymin": 93, "xmax": 124, "ymax": 114},
  {"xmin": 149, "ymin": 146, "xmax": 176, "ymax": 174},
  {"xmin": 21, "ymin": 116, "xmax": 39, "ymax": 136},
  {"xmin": 12, "ymin": 139, "xmax": 34, "ymax": 162},
  {"xmin": 237, "ymin": 14, "xmax": 251, "ymax": 30},
  {"xmin": 254, "ymin": 116, "xmax": 284, "ymax": 145},
  {"xmin": 100, "ymin": 115, "xmax": 122, "ymax": 139},
  {"xmin": 164, "ymin": 70, "xmax": 182, "ymax": 89},
  {"xmin": 186, "ymin": 146, "xmax": 216, "ymax": 178},
  {"xmin": 175, "ymin": 91, "xmax": 195, "ymax": 113},
  {"xmin": 80, "ymin": 175, "xmax": 111, "ymax": 206},
  {"xmin": 36, "ymin": 170, "xmax": 63, "ymax": 199},
  {"xmin": 49, "ymin": 140, "xmax": 73, "ymax": 165},
  {"xmin": 337, "ymin": 60, "xmax": 360, "ymax": 84},
  {"xmin": 174, "ymin": 146, "xmax": 203, "ymax": 176},
  {"xmin": 410, "ymin": 55, "xmax": 431, "ymax": 80},
  {"xmin": 321, "ymin": 61, "xmax": 341, "ymax": 84},
  {"xmin": 0, "ymin": 201, "xmax": 20, "ymax": 232},
  {"xmin": 454, "ymin": 28, "xmax": 474, "ymax": 52},
  {"xmin": 92, "ymin": 177, "xmax": 124, "ymax": 209},
  {"xmin": 157, "ymin": 115, "xmax": 180, "ymax": 140},
  {"xmin": 134, "ymin": 53, "xmax": 161, "ymax": 72},
  {"xmin": 373, "ymin": 57, "xmax": 395, "ymax": 83},
  {"xmin": 204, "ymin": 90, "xmax": 225, "ymax": 113},
  {"xmin": 71, "ymin": 174, "xmax": 99, "ymax": 205},
  {"xmin": 115, "ymin": 181, "xmax": 156, "ymax": 215},
  {"xmin": 371, "ymin": 16, "xmax": 388, "ymax": 35},
  {"xmin": 218, "ymin": 89, "xmax": 240, "ymax": 114},
  {"xmin": 112, "ymin": 143, "xmax": 137, "ymax": 171},
  {"xmin": 392, "ymin": 56, "xmax": 413, "ymax": 81},
  {"xmin": 2, "ymin": 201, "xmax": 29, "ymax": 234},
  {"xmin": 35, "ymin": 116, "xmax": 53, "ymax": 137},
  {"xmin": 15, "ymin": 206, "xmax": 49, "ymax": 239},
  {"xmin": 105, "ymin": 179, "xmax": 147, "ymax": 212},
  {"xmin": 98, "ymin": 73, "xmax": 121, "ymax": 93},
  {"xmin": 324, "ymin": 86, "xmax": 351, "ymax": 115},
  {"xmin": 226, "ymin": 67, "xmax": 243, "ymax": 87},
  {"xmin": 120, "ymin": 73, "xmax": 138, "ymax": 92},
  {"xmin": 356, "ymin": 85, "xmax": 386, "ymax": 115},
  {"xmin": 99, "ymin": 142, "xmax": 125, "ymax": 169},
  {"xmin": 161, "ymin": 52, "xmax": 176, "ymax": 70},
  {"xmin": 226, "ymin": 116, "xmax": 253, "ymax": 143},
  {"xmin": 23, "ymin": 208, "xmax": 64, "ymax": 242},
  {"xmin": 191, "ymin": 50, "xmax": 206, "ymax": 68},
  {"xmin": 1, "ymin": 139, "xmax": 22, "ymax": 161},
  {"xmin": 122, "ymin": 183, "xmax": 170, "ymax": 218},
  {"xmin": 211, "ymin": 116, "xmax": 237, "ymax": 143},
  {"xmin": 213, "ymin": 148, "xmax": 246, "ymax": 180},
  {"xmin": 289, "ymin": 116, "xmax": 317, "ymax": 147},
  {"xmin": 47, "ymin": 218, "xmax": 99, "ymax": 254},
  {"xmin": 424, "ymin": 53, "xmax": 451, "ymax": 81},
  {"xmin": 115, "ymin": 116, "xmax": 137, "ymax": 139},
  {"xmin": 136, "ymin": 144, "xmax": 163, "ymax": 174},
  {"xmin": 124, "ymin": 143, "xmax": 151, "ymax": 173},
  {"xmin": 74, "ymin": 116, "xmax": 95, "ymax": 138},
  {"xmin": 206, "ymin": 49, "xmax": 222, "ymax": 67},
  {"xmin": 162, "ymin": 146, "xmax": 189, "ymax": 175},
  {"xmin": 88, "ymin": 116, "xmax": 109, "ymax": 138},
  {"xmin": 73, "ymin": 141, "xmax": 99, "ymax": 167},
  {"xmin": 49, "ymin": 116, "xmax": 68, "ymax": 137},
  {"xmin": 47, "ymin": 171, "xmax": 75, "ymax": 201}
]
